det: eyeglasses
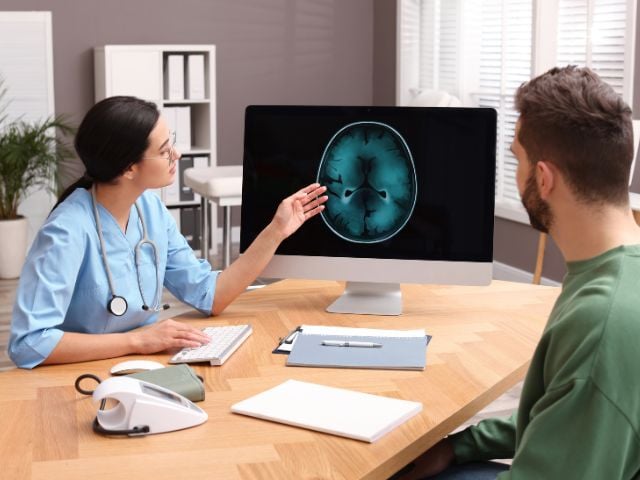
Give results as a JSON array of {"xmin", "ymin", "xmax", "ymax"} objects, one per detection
[{"xmin": 144, "ymin": 131, "xmax": 177, "ymax": 165}]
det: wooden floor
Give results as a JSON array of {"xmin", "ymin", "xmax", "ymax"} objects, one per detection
[{"xmin": 0, "ymin": 246, "xmax": 523, "ymax": 437}]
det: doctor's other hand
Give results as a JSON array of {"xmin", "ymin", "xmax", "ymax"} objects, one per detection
[
  {"xmin": 129, "ymin": 319, "xmax": 210, "ymax": 354},
  {"xmin": 269, "ymin": 183, "xmax": 328, "ymax": 240}
]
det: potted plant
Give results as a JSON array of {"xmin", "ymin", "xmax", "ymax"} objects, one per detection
[{"xmin": 0, "ymin": 78, "xmax": 74, "ymax": 278}]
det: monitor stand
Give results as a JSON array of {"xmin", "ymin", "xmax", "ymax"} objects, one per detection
[{"xmin": 326, "ymin": 281, "xmax": 402, "ymax": 316}]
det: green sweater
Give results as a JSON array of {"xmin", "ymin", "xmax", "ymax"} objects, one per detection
[{"xmin": 450, "ymin": 245, "xmax": 640, "ymax": 479}]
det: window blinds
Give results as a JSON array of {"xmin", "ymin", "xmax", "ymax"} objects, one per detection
[
  {"xmin": 397, "ymin": 0, "xmax": 635, "ymax": 221},
  {"xmin": 418, "ymin": 0, "xmax": 460, "ymax": 97},
  {"xmin": 476, "ymin": 0, "xmax": 533, "ymax": 211},
  {"xmin": 557, "ymin": 0, "xmax": 631, "ymax": 99}
]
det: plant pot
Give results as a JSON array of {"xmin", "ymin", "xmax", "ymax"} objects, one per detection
[{"xmin": 0, "ymin": 216, "xmax": 28, "ymax": 279}]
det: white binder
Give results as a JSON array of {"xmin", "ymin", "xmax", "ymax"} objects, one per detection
[
  {"xmin": 186, "ymin": 54, "xmax": 206, "ymax": 100},
  {"xmin": 175, "ymin": 106, "xmax": 191, "ymax": 151},
  {"xmin": 165, "ymin": 54, "xmax": 184, "ymax": 100},
  {"xmin": 231, "ymin": 380, "xmax": 422, "ymax": 442}
]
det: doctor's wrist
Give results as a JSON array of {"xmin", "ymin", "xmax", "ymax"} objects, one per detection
[
  {"xmin": 127, "ymin": 331, "xmax": 143, "ymax": 354},
  {"xmin": 264, "ymin": 221, "xmax": 287, "ymax": 244}
]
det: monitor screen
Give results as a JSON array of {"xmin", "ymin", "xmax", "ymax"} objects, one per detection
[{"xmin": 240, "ymin": 106, "xmax": 496, "ymax": 266}]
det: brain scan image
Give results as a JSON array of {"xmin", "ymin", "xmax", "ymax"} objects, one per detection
[{"xmin": 317, "ymin": 121, "xmax": 417, "ymax": 243}]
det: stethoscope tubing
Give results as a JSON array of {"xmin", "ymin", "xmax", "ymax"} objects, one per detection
[{"xmin": 91, "ymin": 185, "xmax": 163, "ymax": 315}]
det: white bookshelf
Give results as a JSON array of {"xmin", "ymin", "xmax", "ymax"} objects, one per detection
[{"xmin": 94, "ymin": 44, "xmax": 217, "ymax": 254}]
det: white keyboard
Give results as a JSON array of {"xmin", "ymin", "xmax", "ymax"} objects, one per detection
[{"xmin": 169, "ymin": 325, "xmax": 252, "ymax": 366}]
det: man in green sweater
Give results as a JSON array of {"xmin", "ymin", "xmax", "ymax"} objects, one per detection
[{"xmin": 399, "ymin": 66, "xmax": 640, "ymax": 479}]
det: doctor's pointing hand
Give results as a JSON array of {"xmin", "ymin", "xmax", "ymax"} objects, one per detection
[{"xmin": 8, "ymin": 96, "xmax": 327, "ymax": 369}]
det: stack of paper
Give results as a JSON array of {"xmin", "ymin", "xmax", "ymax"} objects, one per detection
[{"xmin": 231, "ymin": 379, "xmax": 422, "ymax": 442}]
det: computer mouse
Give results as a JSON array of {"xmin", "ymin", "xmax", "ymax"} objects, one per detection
[{"xmin": 110, "ymin": 360, "xmax": 165, "ymax": 375}]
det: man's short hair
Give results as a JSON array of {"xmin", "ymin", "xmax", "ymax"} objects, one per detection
[{"xmin": 515, "ymin": 65, "xmax": 633, "ymax": 205}]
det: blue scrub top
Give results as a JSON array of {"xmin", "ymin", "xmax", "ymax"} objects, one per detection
[{"xmin": 8, "ymin": 188, "xmax": 219, "ymax": 369}]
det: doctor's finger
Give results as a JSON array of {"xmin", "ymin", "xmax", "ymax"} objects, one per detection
[
  {"xmin": 303, "ymin": 195, "xmax": 328, "ymax": 212},
  {"xmin": 173, "ymin": 339, "xmax": 204, "ymax": 349},
  {"xmin": 300, "ymin": 186, "xmax": 327, "ymax": 203},
  {"xmin": 304, "ymin": 204, "xmax": 325, "ymax": 220},
  {"xmin": 291, "ymin": 183, "xmax": 322, "ymax": 201},
  {"xmin": 300, "ymin": 183, "xmax": 321, "ymax": 195},
  {"xmin": 175, "ymin": 329, "xmax": 210, "ymax": 344}
]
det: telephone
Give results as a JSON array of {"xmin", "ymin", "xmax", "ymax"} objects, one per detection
[{"xmin": 92, "ymin": 376, "xmax": 208, "ymax": 436}]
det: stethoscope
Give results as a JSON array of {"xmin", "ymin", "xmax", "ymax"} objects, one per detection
[{"xmin": 91, "ymin": 185, "xmax": 169, "ymax": 316}]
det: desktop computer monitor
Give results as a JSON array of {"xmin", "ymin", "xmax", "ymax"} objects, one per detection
[{"xmin": 240, "ymin": 106, "xmax": 497, "ymax": 315}]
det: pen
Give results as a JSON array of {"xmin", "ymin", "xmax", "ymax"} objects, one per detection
[{"xmin": 321, "ymin": 340, "xmax": 382, "ymax": 348}]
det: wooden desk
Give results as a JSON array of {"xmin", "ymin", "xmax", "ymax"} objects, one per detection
[{"xmin": 0, "ymin": 279, "xmax": 559, "ymax": 480}]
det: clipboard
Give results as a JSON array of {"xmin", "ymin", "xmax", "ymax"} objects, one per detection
[
  {"xmin": 286, "ymin": 334, "xmax": 431, "ymax": 371},
  {"xmin": 273, "ymin": 325, "xmax": 428, "ymax": 354},
  {"xmin": 273, "ymin": 326, "xmax": 302, "ymax": 354}
]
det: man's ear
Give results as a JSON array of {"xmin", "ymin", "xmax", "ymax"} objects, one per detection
[{"xmin": 536, "ymin": 160, "xmax": 555, "ymax": 199}]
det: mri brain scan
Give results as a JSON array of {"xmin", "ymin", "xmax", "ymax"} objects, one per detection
[{"xmin": 317, "ymin": 121, "xmax": 417, "ymax": 243}]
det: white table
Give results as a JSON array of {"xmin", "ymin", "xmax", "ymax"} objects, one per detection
[{"xmin": 183, "ymin": 166, "xmax": 243, "ymax": 268}]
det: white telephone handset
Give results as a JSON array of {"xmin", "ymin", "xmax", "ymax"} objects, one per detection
[{"xmin": 92, "ymin": 376, "xmax": 208, "ymax": 435}]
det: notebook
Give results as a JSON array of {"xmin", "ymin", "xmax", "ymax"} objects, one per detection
[
  {"xmin": 286, "ymin": 333, "xmax": 430, "ymax": 371},
  {"xmin": 231, "ymin": 379, "xmax": 422, "ymax": 442}
]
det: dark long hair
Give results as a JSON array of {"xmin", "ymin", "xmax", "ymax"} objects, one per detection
[{"xmin": 53, "ymin": 96, "xmax": 160, "ymax": 210}]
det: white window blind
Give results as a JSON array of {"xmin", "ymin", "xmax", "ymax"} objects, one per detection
[
  {"xmin": 475, "ymin": 0, "xmax": 533, "ymax": 219},
  {"xmin": 0, "ymin": 12, "xmax": 55, "ymax": 247},
  {"xmin": 418, "ymin": 0, "xmax": 460, "ymax": 97},
  {"xmin": 557, "ymin": 0, "xmax": 633, "ymax": 101},
  {"xmin": 397, "ymin": 0, "xmax": 421, "ymax": 105}
]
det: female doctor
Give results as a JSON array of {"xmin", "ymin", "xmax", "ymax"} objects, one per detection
[{"xmin": 8, "ymin": 96, "xmax": 327, "ymax": 369}]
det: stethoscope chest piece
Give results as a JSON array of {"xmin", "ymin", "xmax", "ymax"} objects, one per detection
[{"xmin": 108, "ymin": 295, "xmax": 128, "ymax": 316}]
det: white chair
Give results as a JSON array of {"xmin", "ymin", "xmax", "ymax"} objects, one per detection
[
  {"xmin": 183, "ymin": 166, "xmax": 243, "ymax": 268},
  {"xmin": 409, "ymin": 89, "xmax": 462, "ymax": 108}
]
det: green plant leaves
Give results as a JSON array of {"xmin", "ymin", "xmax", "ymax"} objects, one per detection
[{"xmin": 0, "ymin": 117, "xmax": 75, "ymax": 219}]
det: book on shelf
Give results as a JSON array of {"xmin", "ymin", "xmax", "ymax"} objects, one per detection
[
  {"xmin": 179, "ymin": 156, "xmax": 195, "ymax": 202},
  {"xmin": 175, "ymin": 106, "xmax": 191, "ymax": 152}
]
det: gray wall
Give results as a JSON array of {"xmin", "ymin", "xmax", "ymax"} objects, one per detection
[
  {"xmin": 373, "ymin": 0, "xmax": 396, "ymax": 106},
  {"xmin": 0, "ymin": 0, "xmax": 374, "ymax": 185}
]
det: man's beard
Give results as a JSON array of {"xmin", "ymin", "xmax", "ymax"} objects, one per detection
[{"xmin": 521, "ymin": 171, "xmax": 553, "ymax": 234}]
